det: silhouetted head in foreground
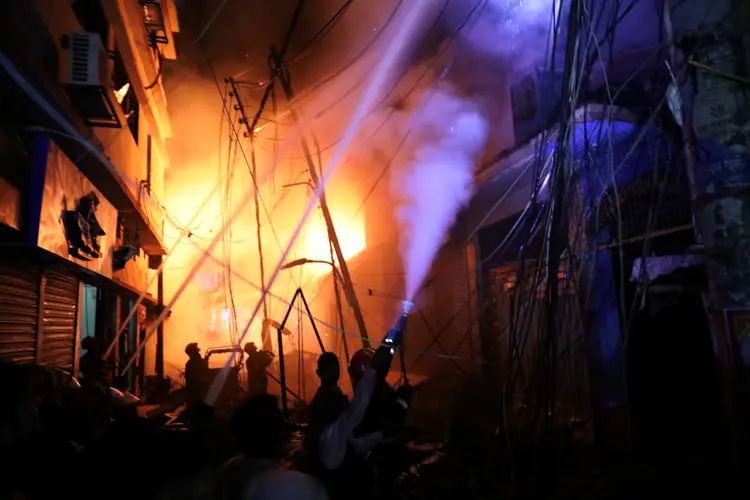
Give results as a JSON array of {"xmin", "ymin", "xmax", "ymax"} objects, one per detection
[
  {"xmin": 184, "ymin": 343, "xmax": 201, "ymax": 359},
  {"xmin": 244, "ymin": 342, "xmax": 258, "ymax": 355},
  {"xmin": 316, "ymin": 352, "xmax": 340, "ymax": 387},
  {"xmin": 231, "ymin": 394, "xmax": 287, "ymax": 460}
]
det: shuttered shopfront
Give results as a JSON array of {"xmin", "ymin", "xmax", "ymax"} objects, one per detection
[
  {"xmin": 38, "ymin": 267, "xmax": 80, "ymax": 370},
  {"xmin": 0, "ymin": 260, "xmax": 81, "ymax": 371},
  {"xmin": 0, "ymin": 264, "xmax": 41, "ymax": 364}
]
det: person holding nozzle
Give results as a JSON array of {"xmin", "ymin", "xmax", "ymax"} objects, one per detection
[
  {"xmin": 184, "ymin": 342, "xmax": 211, "ymax": 410},
  {"xmin": 304, "ymin": 350, "xmax": 383, "ymax": 498},
  {"xmin": 305, "ymin": 315, "xmax": 412, "ymax": 497},
  {"xmin": 349, "ymin": 318, "xmax": 414, "ymax": 496},
  {"xmin": 244, "ymin": 342, "xmax": 275, "ymax": 397},
  {"xmin": 349, "ymin": 347, "xmax": 413, "ymax": 441}
]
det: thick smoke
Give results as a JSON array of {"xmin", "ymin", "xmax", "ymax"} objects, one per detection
[{"xmin": 396, "ymin": 89, "xmax": 489, "ymax": 301}]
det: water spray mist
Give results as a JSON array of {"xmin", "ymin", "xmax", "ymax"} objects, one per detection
[{"xmin": 397, "ymin": 90, "xmax": 490, "ymax": 303}]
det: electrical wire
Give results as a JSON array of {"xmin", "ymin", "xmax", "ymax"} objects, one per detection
[
  {"xmin": 283, "ymin": 0, "xmax": 492, "ymax": 304},
  {"xmin": 287, "ymin": 0, "xmax": 356, "ymax": 64},
  {"xmin": 282, "ymin": 0, "xmax": 407, "ymax": 108},
  {"xmin": 269, "ymin": 0, "xmax": 477, "ymax": 161},
  {"xmin": 225, "ymin": 1, "xmax": 455, "ymax": 350},
  {"xmin": 359, "ymin": 0, "xmax": 666, "ymax": 461},
  {"xmin": 87, "ymin": 0, "xmax": 685, "ymax": 459},
  {"xmin": 144, "ymin": 37, "xmax": 164, "ymax": 91}
]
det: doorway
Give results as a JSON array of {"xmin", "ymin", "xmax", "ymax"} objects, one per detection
[
  {"xmin": 79, "ymin": 284, "xmax": 98, "ymax": 362},
  {"xmin": 623, "ymin": 256, "xmax": 724, "ymax": 461}
]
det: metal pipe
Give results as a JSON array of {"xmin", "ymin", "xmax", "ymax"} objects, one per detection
[
  {"xmin": 275, "ymin": 288, "xmax": 300, "ymax": 415},
  {"xmin": 299, "ymin": 287, "xmax": 325, "ymax": 352}
]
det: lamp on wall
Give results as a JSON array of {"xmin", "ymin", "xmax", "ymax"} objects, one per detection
[{"xmin": 139, "ymin": 0, "xmax": 168, "ymax": 44}]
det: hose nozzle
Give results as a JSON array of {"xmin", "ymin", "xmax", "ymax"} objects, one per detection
[{"xmin": 402, "ymin": 300, "xmax": 414, "ymax": 316}]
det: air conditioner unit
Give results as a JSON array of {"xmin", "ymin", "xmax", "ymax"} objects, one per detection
[{"xmin": 60, "ymin": 31, "xmax": 122, "ymax": 128}]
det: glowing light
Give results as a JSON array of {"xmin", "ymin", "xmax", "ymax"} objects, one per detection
[
  {"xmin": 221, "ymin": 308, "xmax": 231, "ymax": 329},
  {"xmin": 302, "ymin": 211, "xmax": 365, "ymax": 277},
  {"xmin": 115, "ymin": 83, "xmax": 130, "ymax": 104}
]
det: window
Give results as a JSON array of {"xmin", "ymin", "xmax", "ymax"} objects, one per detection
[{"xmin": 112, "ymin": 50, "xmax": 140, "ymax": 144}]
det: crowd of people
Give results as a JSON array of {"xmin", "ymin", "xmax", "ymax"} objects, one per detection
[
  {"xmin": 0, "ymin": 332, "xmax": 414, "ymax": 499},
  {"xmin": 201, "ymin": 340, "xmax": 414, "ymax": 499}
]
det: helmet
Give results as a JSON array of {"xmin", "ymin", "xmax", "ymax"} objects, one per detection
[
  {"xmin": 348, "ymin": 348, "xmax": 374, "ymax": 383},
  {"xmin": 185, "ymin": 342, "xmax": 200, "ymax": 356}
]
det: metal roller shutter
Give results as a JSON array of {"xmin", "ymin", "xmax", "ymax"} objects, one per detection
[
  {"xmin": 426, "ymin": 244, "xmax": 473, "ymax": 364},
  {"xmin": 0, "ymin": 265, "xmax": 41, "ymax": 364},
  {"xmin": 39, "ymin": 267, "xmax": 80, "ymax": 370}
]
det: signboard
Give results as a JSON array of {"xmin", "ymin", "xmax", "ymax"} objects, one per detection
[{"xmin": 39, "ymin": 142, "xmax": 117, "ymax": 278}]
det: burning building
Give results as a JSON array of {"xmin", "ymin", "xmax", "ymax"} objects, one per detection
[{"xmin": 0, "ymin": 0, "xmax": 181, "ymax": 390}]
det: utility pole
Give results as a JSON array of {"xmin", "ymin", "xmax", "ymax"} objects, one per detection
[
  {"xmin": 156, "ymin": 269, "xmax": 164, "ymax": 378},
  {"xmin": 222, "ymin": 0, "xmax": 368, "ymax": 349},
  {"xmin": 330, "ymin": 240, "xmax": 350, "ymax": 363},
  {"xmin": 270, "ymin": 49, "xmax": 371, "ymax": 349},
  {"xmin": 227, "ymin": 79, "xmax": 272, "ymax": 349},
  {"xmin": 229, "ymin": 75, "xmax": 370, "ymax": 349}
]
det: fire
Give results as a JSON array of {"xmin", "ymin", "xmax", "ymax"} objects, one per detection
[
  {"xmin": 302, "ymin": 212, "xmax": 366, "ymax": 276},
  {"xmin": 158, "ymin": 168, "xmax": 367, "ymax": 379}
]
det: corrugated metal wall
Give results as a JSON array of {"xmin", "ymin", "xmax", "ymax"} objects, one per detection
[
  {"xmin": 0, "ymin": 264, "xmax": 41, "ymax": 364},
  {"xmin": 0, "ymin": 260, "xmax": 80, "ymax": 370},
  {"xmin": 38, "ymin": 267, "xmax": 80, "ymax": 370}
]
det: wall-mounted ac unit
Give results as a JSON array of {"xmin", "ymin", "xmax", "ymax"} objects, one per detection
[{"xmin": 60, "ymin": 31, "xmax": 122, "ymax": 128}]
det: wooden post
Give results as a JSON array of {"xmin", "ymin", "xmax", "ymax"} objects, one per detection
[
  {"xmin": 266, "ymin": 57, "xmax": 371, "ymax": 348},
  {"xmin": 228, "ymin": 75, "xmax": 371, "ymax": 348}
]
